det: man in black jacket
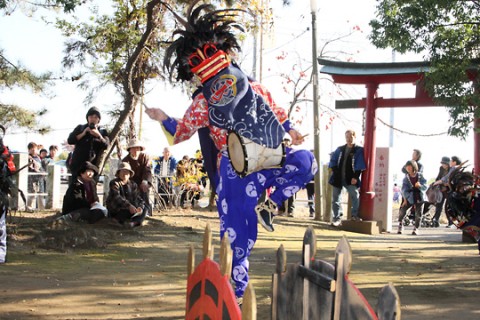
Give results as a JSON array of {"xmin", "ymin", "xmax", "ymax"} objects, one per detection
[{"xmin": 67, "ymin": 107, "xmax": 109, "ymax": 183}]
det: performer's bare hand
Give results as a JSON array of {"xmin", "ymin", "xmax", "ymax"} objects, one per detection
[
  {"xmin": 145, "ymin": 106, "xmax": 168, "ymax": 121},
  {"xmin": 288, "ymin": 129, "xmax": 306, "ymax": 145}
]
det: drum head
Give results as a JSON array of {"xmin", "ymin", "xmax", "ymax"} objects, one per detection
[{"xmin": 227, "ymin": 132, "xmax": 246, "ymax": 175}]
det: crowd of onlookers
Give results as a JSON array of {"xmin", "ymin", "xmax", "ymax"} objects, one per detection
[
  {"xmin": 25, "ymin": 109, "xmax": 466, "ymax": 233},
  {"xmin": 24, "ymin": 107, "xmax": 208, "ymax": 229},
  {"xmin": 394, "ymin": 149, "xmax": 463, "ymax": 235},
  {"xmin": 326, "ymin": 129, "xmax": 467, "ymax": 236}
]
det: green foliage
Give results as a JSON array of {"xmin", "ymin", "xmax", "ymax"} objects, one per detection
[
  {"xmin": 369, "ymin": 0, "xmax": 480, "ymax": 139},
  {"xmin": 57, "ymin": 0, "xmax": 166, "ymax": 103},
  {"xmin": 0, "ymin": 0, "xmax": 83, "ymax": 13},
  {"xmin": 0, "ymin": 104, "xmax": 50, "ymax": 133},
  {"xmin": 0, "ymin": 50, "xmax": 51, "ymax": 133}
]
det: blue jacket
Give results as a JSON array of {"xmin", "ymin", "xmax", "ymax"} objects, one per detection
[
  {"xmin": 328, "ymin": 144, "xmax": 366, "ymax": 188},
  {"xmin": 401, "ymin": 173, "xmax": 427, "ymax": 204},
  {"xmin": 154, "ymin": 156, "xmax": 177, "ymax": 177}
]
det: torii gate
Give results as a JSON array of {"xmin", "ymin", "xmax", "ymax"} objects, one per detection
[{"xmin": 318, "ymin": 58, "xmax": 480, "ymax": 221}]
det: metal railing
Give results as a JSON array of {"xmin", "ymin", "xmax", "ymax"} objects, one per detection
[{"xmin": 9, "ymin": 153, "xmax": 107, "ymax": 211}]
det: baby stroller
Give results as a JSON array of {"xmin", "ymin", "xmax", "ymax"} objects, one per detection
[
  {"xmin": 402, "ymin": 202, "xmax": 435, "ymax": 227},
  {"xmin": 403, "ymin": 183, "xmax": 441, "ymax": 227}
]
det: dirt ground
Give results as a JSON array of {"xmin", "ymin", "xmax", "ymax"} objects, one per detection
[{"xmin": 0, "ymin": 199, "xmax": 479, "ymax": 320}]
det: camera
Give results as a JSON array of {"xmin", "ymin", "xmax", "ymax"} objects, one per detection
[{"xmin": 88, "ymin": 123, "xmax": 97, "ymax": 130}]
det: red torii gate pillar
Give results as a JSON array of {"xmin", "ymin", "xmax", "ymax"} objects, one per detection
[{"xmin": 360, "ymin": 83, "xmax": 379, "ymax": 220}]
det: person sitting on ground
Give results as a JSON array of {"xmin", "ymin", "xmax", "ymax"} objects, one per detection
[
  {"xmin": 58, "ymin": 161, "xmax": 107, "ymax": 224},
  {"xmin": 397, "ymin": 160, "xmax": 427, "ymax": 235},
  {"xmin": 122, "ymin": 139, "xmax": 152, "ymax": 216},
  {"xmin": 106, "ymin": 162, "xmax": 147, "ymax": 228}
]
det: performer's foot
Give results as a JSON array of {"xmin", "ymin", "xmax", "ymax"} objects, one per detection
[{"xmin": 255, "ymin": 199, "xmax": 276, "ymax": 232}]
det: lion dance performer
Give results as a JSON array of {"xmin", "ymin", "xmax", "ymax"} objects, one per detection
[
  {"xmin": 145, "ymin": 2, "xmax": 317, "ymax": 300},
  {"xmin": 445, "ymin": 165, "xmax": 480, "ymax": 255}
]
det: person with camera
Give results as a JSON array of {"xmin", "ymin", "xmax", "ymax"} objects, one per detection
[{"xmin": 67, "ymin": 107, "xmax": 109, "ymax": 183}]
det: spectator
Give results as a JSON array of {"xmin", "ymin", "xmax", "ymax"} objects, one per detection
[
  {"xmin": 430, "ymin": 156, "xmax": 451, "ymax": 227},
  {"xmin": 57, "ymin": 161, "xmax": 107, "ymax": 224},
  {"xmin": 306, "ymin": 178, "xmax": 315, "ymax": 218},
  {"xmin": 434, "ymin": 155, "xmax": 463, "ymax": 228},
  {"xmin": 402, "ymin": 149, "xmax": 423, "ymax": 174},
  {"xmin": 393, "ymin": 183, "xmax": 401, "ymax": 204},
  {"xmin": 191, "ymin": 150, "xmax": 207, "ymax": 189},
  {"xmin": 39, "ymin": 148, "xmax": 48, "ymax": 160},
  {"xmin": 154, "ymin": 147, "xmax": 177, "ymax": 207},
  {"xmin": 175, "ymin": 157, "xmax": 205, "ymax": 209},
  {"xmin": 122, "ymin": 139, "xmax": 152, "ymax": 216},
  {"xmin": 26, "ymin": 142, "xmax": 45, "ymax": 211},
  {"xmin": 279, "ymin": 138, "xmax": 296, "ymax": 217},
  {"xmin": 67, "ymin": 106, "xmax": 109, "ymax": 183},
  {"xmin": 41, "ymin": 145, "xmax": 59, "ymax": 178},
  {"xmin": 106, "ymin": 162, "xmax": 147, "ymax": 228},
  {"xmin": 397, "ymin": 160, "xmax": 427, "ymax": 235},
  {"xmin": 38, "ymin": 147, "xmax": 49, "ymax": 204},
  {"xmin": 46, "ymin": 145, "xmax": 59, "ymax": 162},
  {"xmin": 328, "ymin": 129, "xmax": 366, "ymax": 226},
  {"xmin": 400, "ymin": 149, "xmax": 424, "ymax": 224}
]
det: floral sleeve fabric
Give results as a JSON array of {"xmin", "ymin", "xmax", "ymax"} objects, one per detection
[
  {"xmin": 171, "ymin": 81, "xmax": 288, "ymax": 151},
  {"xmin": 173, "ymin": 93, "xmax": 227, "ymax": 151}
]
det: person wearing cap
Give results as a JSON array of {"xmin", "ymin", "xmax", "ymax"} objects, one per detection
[
  {"xmin": 67, "ymin": 106, "xmax": 110, "ymax": 183},
  {"xmin": 122, "ymin": 139, "xmax": 152, "ymax": 215},
  {"xmin": 106, "ymin": 162, "xmax": 147, "ymax": 227},
  {"xmin": 431, "ymin": 156, "xmax": 451, "ymax": 227},
  {"xmin": 434, "ymin": 155, "xmax": 463, "ymax": 228},
  {"xmin": 57, "ymin": 161, "xmax": 107, "ymax": 224}
]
